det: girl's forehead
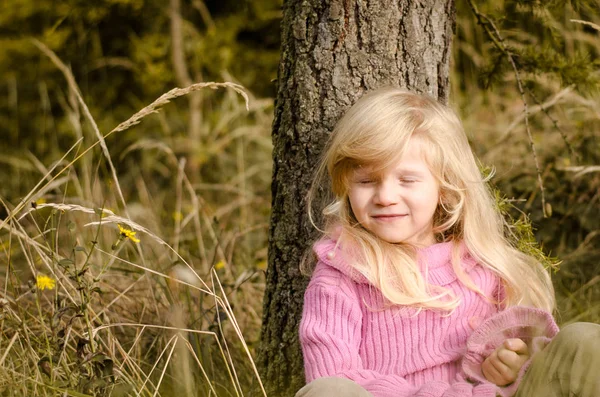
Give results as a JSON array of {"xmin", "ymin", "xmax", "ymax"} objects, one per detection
[{"xmin": 351, "ymin": 137, "xmax": 433, "ymax": 173}]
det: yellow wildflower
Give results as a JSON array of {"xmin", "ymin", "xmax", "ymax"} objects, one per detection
[
  {"xmin": 36, "ymin": 275, "xmax": 56, "ymax": 290},
  {"xmin": 257, "ymin": 260, "xmax": 267, "ymax": 270},
  {"xmin": 118, "ymin": 224, "xmax": 140, "ymax": 243},
  {"xmin": 214, "ymin": 260, "xmax": 226, "ymax": 270}
]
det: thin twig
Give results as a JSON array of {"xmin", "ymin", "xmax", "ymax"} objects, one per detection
[
  {"xmin": 467, "ymin": 0, "xmax": 548, "ymax": 217},
  {"xmin": 528, "ymin": 89, "xmax": 578, "ymax": 160}
]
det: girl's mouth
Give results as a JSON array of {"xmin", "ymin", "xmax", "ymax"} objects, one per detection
[{"xmin": 372, "ymin": 214, "xmax": 407, "ymax": 221}]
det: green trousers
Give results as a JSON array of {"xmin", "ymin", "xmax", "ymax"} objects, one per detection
[
  {"xmin": 296, "ymin": 322, "xmax": 600, "ymax": 397},
  {"xmin": 515, "ymin": 322, "xmax": 600, "ymax": 397}
]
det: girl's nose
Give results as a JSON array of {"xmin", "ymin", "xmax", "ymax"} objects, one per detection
[{"xmin": 374, "ymin": 181, "xmax": 399, "ymax": 206}]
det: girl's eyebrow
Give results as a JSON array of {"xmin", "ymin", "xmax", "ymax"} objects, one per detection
[{"xmin": 394, "ymin": 167, "xmax": 427, "ymax": 177}]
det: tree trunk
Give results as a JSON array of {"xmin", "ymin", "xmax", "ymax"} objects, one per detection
[{"xmin": 257, "ymin": 0, "xmax": 455, "ymax": 395}]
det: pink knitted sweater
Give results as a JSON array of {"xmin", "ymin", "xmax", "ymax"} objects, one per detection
[{"xmin": 299, "ymin": 239, "xmax": 559, "ymax": 397}]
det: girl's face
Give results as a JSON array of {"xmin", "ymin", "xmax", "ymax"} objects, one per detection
[{"xmin": 347, "ymin": 138, "xmax": 440, "ymax": 247}]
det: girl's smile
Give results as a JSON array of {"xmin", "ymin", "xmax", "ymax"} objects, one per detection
[
  {"xmin": 347, "ymin": 138, "xmax": 440, "ymax": 247},
  {"xmin": 371, "ymin": 214, "xmax": 407, "ymax": 220}
]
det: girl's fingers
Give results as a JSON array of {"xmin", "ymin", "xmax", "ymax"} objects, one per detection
[
  {"xmin": 483, "ymin": 340, "xmax": 531, "ymax": 386},
  {"xmin": 482, "ymin": 358, "xmax": 504, "ymax": 385},
  {"xmin": 504, "ymin": 338, "xmax": 529, "ymax": 355},
  {"xmin": 489, "ymin": 352, "xmax": 517, "ymax": 384},
  {"xmin": 483, "ymin": 352, "xmax": 517, "ymax": 386},
  {"xmin": 497, "ymin": 348, "xmax": 523, "ymax": 369}
]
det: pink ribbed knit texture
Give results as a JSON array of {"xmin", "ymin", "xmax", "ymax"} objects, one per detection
[{"xmin": 299, "ymin": 239, "xmax": 558, "ymax": 397}]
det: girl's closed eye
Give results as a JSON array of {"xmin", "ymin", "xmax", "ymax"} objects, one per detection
[
  {"xmin": 353, "ymin": 172, "xmax": 377, "ymax": 185},
  {"xmin": 358, "ymin": 178, "xmax": 375, "ymax": 184},
  {"xmin": 400, "ymin": 178, "xmax": 417, "ymax": 184}
]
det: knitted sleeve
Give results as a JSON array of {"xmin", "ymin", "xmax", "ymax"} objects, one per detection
[
  {"xmin": 299, "ymin": 264, "xmax": 497, "ymax": 397},
  {"xmin": 462, "ymin": 306, "xmax": 560, "ymax": 397}
]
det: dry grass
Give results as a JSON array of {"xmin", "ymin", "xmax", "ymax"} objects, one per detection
[{"xmin": 0, "ymin": 44, "xmax": 271, "ymax": 396}]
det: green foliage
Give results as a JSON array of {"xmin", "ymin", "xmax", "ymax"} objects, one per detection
[
  {"xmin": 456, "ymin": 0, "xmax": 600, "ymax": 324},
  {"xmin": 494, "ymin": 190, "xmax": 560, "ymax": 271},
  {"xmin": 459, "ymin": 0, "xmax": 600, "ymax": 92},
  {"xmin": 515, "ymin": 46, "xmax": 599, "ymax": 89}
]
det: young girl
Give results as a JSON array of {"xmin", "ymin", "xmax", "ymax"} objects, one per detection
[{"xmin": 296, "ymin": 88, "xmax": 600, "ymax": 397}]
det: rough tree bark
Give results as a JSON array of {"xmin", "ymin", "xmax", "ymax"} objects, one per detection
[{"xmin": 257, "ymin": 1, "xmax": 456, "ymax": 395}]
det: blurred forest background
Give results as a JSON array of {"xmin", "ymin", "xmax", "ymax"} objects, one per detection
[{"xmin": 0, "ymin": 0, "xmax": 598, "ymax": 395}]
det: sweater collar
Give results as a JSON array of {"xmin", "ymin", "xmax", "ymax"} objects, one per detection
[{"xmin": 417, "ymin": 241, "xmax": 454, "ymax": 269}]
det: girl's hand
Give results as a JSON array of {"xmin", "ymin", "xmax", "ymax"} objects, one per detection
[{"xmin": 481, "ymin": 338, "xmax": 529, "ymax": 386}]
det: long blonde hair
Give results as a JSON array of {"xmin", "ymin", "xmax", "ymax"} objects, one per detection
[{"xmin": 307, "ymin": 87, "xmax": 555, "ymax": 312}]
